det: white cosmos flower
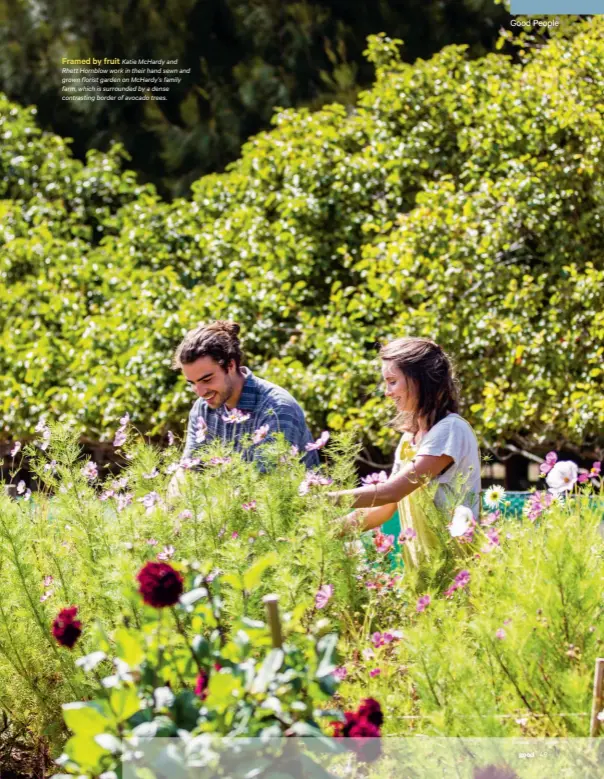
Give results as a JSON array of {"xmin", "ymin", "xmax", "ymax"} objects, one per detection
[
  {"xmin": 546, "ymin": 461, "xmax": 578, "ymax": 495},
  {"xmin": 483, "ymin": 485, "xmax": 505, "ymax": 509},
  {"xmin": 449, "ymin": 506, "xmax": 474, "ymax": 538}
]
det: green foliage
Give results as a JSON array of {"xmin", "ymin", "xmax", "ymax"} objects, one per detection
[
  {"xmin": 336, "ymin": 491, "xmax": 604, "ymax": 743},
  {"xmin": 1, "ymin": 19, "xmax": 603, "ymax": 458},
  {"xmin": 0, "ymin": 423, "xmax": 361, "ymax": 747},
  {"xmin": 54, "ymin": 570, "xmax": 344, "ymax": 778}
]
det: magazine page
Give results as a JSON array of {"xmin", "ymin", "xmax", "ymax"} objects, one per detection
[{"xmin": 0, "ymin": 2, "xmax": 603, "ymax": 776}]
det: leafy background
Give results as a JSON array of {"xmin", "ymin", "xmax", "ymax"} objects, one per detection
[{"xmin": 0, "ymin": 16, "xmax": 603, "ymax": 473}]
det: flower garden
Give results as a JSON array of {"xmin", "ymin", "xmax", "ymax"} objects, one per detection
[{"xmin": 0, "ymin": 419, "xmax": 603, "ymax": 777}]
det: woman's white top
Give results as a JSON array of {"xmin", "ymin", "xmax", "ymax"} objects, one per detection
[{"xmin": 394, "ymin": 413, "xmax": 482, "ymax": 517}]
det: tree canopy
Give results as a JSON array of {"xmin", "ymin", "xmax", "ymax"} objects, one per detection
[
  {"xmin": 0, "ymin": 0, "xmax": 508, "ymax": 198},
  {"xmin": 1, "ymin": 19, "xmax": 603, "ymax": 461}
]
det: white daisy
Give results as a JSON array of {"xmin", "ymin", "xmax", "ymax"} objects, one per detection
[{"xmin": 483, "ymin": 485, "xmax": 505, "ymax": 509}]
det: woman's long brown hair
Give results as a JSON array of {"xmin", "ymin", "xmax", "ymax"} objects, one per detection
[{"xmin": 379, "ymin": 337, "xmax": 460, "ymax": 434}]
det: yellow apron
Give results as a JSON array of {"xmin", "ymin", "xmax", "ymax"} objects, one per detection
[{"xmin": 395, "ymin": 438, "xmax": 441, "ymax": 570}]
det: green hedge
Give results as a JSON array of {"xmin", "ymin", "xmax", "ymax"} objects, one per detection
[{"xmin": 1, "ymin": 19, "xmax": 603, "ymax": 457}]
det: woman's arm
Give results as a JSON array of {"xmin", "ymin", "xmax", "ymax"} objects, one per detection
[
  {"xmin": 341, "ymin": 503, "xmax": 397, "ymax": 534},
  {"xmin": 330, "ymin": 453, "xmax": 453, "ymax": 510}
]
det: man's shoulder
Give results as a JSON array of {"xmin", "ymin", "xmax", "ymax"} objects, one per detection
[{"xmin": 254, "ymin": 374, "xmax": 304, "ymax": 413}]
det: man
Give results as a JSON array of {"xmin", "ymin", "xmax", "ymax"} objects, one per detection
[{"xmin": 170, "ymin": 320, "xmax": 319, "ymax": 482}]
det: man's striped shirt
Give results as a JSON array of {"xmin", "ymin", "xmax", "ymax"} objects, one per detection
[{"xmin": 183, "ymin": 367, "xmax": 319, "ymax": 469}]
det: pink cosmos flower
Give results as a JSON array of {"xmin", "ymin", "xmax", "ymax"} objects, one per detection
[
  {"xmin": 334, "ymin": 666, "xmax": 348, "ymax": 681},
  {"xmin": 578, "ymin": 461, "xmax": 601, "ymax": 484},
  {"xmin": 242, "ymin": 500, "xmax": 257, "ymax": 511},
  {"xmin": 525, "ymin": 490, "xmax": 554, "ymax": 522},
  {"xmin": 221, "ymin": 409, "xmax": 250, "ymax": 424},
  {"xmin": 373, "ymin": 531, "xmax": 395, "ymax": 554},
  {"xmin": 481, "ymin": 510, "xmax": 500, "ymax": 527},
  {"xmin": 252, "ymin": 425, "xmax": 270, "ymax": 444},
  {"xmin": 231, "ymin": 532, "xmax": 239, "ymax": 540},
  {"xmin": 361, "ymin": 471, "xmax": 388, "ymax": 486},
  {"xmin": 298, "ymin": 473, "xmax": 333, "ymax": 495},
  {"xmin": 157, "ymin": 545, "xmax": 175, "ymax": 561},
  {"xmin": 178, "ymin": 509, "xmax": 193, "ymax": 520},
  {"xmin": 369, "ymin": 668, "xmax": 381, "ymax": 678},
  {"xmin": 147, "ymin": 538, "xmax": 158, "ymax": 547},
  {"xmin": 38, "ymin": 427, "xmax": 51, "ymax": 451},
  {"xmin": 40, "ymin": 590, "xmax": 54, "ymax": 603},
  {"xmin": 455, "ymin": 570, "xmax": 471, "ymax": 588},
  {"xmin": 445, "ymin": 570, "xmax": 471, "ymax": 598},
  {"xmin": 113, "ymin": 428, "xmax": 127, "ymax": 448},
  {"xmin": 306, "ymin": 431, "xmax": 330, "ymax": 451},
  {"xmin": 43, "ymin": 575, "xmax": 54, "ymax": 587},
  {"xmin": 496, "ymin": 628, "xmax": 506, "ymax": 640},
  {"xmin": 398, "ymin": 528, "xmax": 417, "ymax": 543},
  {"xmin": 112, "ymin": 476, "xmax": 129, "ymax": 490},
  {"xmin": 10, "ymin": 442, "xmax": 21, "ymax": 457},
  {"xmin": 486, "ymin": 528, "xmax": 500, "ymax": 547},
  {"xmin": 315, "ymin": 583, "xmax": 334, "ymax": 609},
  {"xmin": 371, "ymin": 631, "xmax": 398, "ymax": 648},
  {"xmin": 362, "ymin": 648, "xmax": 375, "ymax": 660},
  {"xmin": 81, "ymin": 462, "xmax": 98, "ymax": 481},
  {"xmin": 194, "ymin": 418, "xmax": 208, "ymax": 444},
  {"xmin": 210, "ymin": 457, "xmax": 232, "ymax": 466},
  {"xmin": 180, "ymin": 457, "xmax": 201, "ymax": 470},
  {"xmin": 539, "ymin": 451, "xmax": 558, "ymax": 476},
  {"xmin": 117, "ymin": 493, "xmax": 133, "ymax": 512},
  {"xmin": 416, "ymin": 595, "xmax": 431, "ymax": 613},
  {"xmin": 138, "ymin": 492, "xmax": 161, "ymax": 513},
  {"xmin": 120, "ymin": 413, "xmax": 130, "ymax": 427}
]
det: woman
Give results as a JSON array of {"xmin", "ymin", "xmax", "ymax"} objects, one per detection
[{"xmin": 332, "ymin": 337, "xmax": 481, "ymax": 568}]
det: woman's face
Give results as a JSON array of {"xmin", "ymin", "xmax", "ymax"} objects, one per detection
[{"xmin": 382, "ymin": 361, "xmax": 417, "ymax": 413}]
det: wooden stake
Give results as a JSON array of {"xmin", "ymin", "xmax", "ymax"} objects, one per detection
[
  {"xmin": 263, "ymin": 594, "xmax": 283, "ymax": 648},
  {"xmin": 589, "ymin": 657, "xmax": 604, "ymax": 736}
]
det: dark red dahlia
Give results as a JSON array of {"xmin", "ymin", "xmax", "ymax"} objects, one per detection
[
  {"xmin": 52, "ymin": 606, "xmax": 82, "ymax": 649},
  {"xmin": 136, "ymin": 562, "xmax": 183, "ymax": 608},
  {"xmin": 332, "ymin": 700, "xmax": 383, "ymax": 764},
  {"xmin": 474, "ymin": 766, "xmax": 519, "ymax": 779},
  {"xmin": 194, "ymin": 671, "xmax": 209, "ymax": 700},
  {"xmin": 348, "ymin": 717, "xmax": 382, "ymax": 763},
  {"xmin": 332, "ymin": 711, "xmax": 356, "ymax": 737},
  {"xmin": 357, "ymin": 698, "xmax": 384, "ymax": 727}
]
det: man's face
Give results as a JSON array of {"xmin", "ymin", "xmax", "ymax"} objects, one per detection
[{"xmin": 182, "ymin": 356, "xmax": 237, "ymax": 409}]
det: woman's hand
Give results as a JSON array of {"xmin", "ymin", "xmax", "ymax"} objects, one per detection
[
  {"xmin": 331, "ymin": 504, "xmax": 397, "ymax": 537},
  {"xmin": 332, "ymin": 511, "xmax": 362, "ymax": 539}
]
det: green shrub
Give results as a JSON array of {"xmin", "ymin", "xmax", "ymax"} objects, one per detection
[{"xmin": 1, "ymin": 19, "xmax": 603, "ymax": 457}]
